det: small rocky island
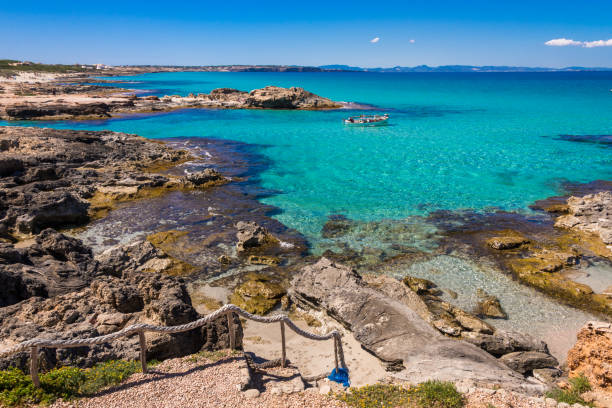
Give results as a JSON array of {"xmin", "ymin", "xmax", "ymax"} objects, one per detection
[{"xmin": 0, "ymin": 72, "xmax": 343, "ymax": 120}]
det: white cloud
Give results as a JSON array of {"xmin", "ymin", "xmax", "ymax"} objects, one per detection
[
  {"xmin": 545, "ymin": 37, "xmax": 612, "ymax": 47},
  {"xmin": 584, "ymin": 39, "xmax": 612, "ymax": 48},
  {"xmin": 370, "ymin": 37, "xmax": 380, "ymax": 43},
  {"xmin": 409, "ymin": 39, "xmax": 415, "ymax": 43},
  {"xmin": 545, "ymin": 38, "xmax": 583, "ymax": 46}
]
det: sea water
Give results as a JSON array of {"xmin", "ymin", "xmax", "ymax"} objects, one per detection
[{"xmin": 5, "ymin": 71, "xmax": 612, "ymax": 246}]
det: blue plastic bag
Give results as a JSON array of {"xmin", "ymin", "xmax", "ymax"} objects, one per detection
[{"xmin": 328, "ymin": 367, "xmax": 350, "ymax": 387}]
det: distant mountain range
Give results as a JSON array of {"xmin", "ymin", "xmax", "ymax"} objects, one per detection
[{"xmin": 318, "ymin": 64, "xmax": 612, "ymax": 72}]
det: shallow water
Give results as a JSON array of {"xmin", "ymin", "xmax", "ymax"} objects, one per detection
[
  {"xmin": 378, "ymin": 254, "xmax": 596, "ymax": 360},
  {"xmin": 7, "ymin": 71, "xmax": 612, "ymax": 249}
]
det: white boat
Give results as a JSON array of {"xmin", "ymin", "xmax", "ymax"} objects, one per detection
[{"xmin": 343, "ymin": 114, "xmax": 389, "ymax": 126}]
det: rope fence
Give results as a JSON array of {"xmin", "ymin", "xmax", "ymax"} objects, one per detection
[{"xmin": 0, "ymin": 304, "xmax": 346, "ymax": 387}]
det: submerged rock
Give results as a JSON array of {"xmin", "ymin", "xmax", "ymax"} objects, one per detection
[
  {"xmin": 487, "ymin": 232, "xmax": 529, "ymax": 250},
  {"xmin": 321, "ymin": 215, "xmax": 354, "ymax": 238},
  {"xmin": 290, "ymin": 258, "xmax": 543, "ymax": 392}
]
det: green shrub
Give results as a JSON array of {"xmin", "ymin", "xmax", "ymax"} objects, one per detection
[
  {"xmin": 336, "ymin": 381, "xmax": 464, "ymax": 408},
  {"xmin": 415, "ymin": 381, "xmax": 464, "ymax": 408},
  {"xmin": 40, "ymin": 367, "xmax": 87, "ymax": 400},
  {"xmin": 0, "ymin": 360, "xmax": 143, "ymax": 406},
  {"xmin": 545, "ymin": 374, "xmax": 593, "ymax": 407},
  {"xmin": 337, "ymin": 384, "xmax": 413, "ymax": 408}
]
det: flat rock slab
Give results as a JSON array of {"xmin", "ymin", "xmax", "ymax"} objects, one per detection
[{"xmin": 290, "ymin": 258, "xmax": 545, "ymax": 394}]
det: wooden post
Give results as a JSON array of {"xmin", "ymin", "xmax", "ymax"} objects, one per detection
[
  {"xmin": 333, "ymin": 336, "xmax": 339, "ymax": 372},
  {"xmin": 227, "ymin": 312, "xmax": 236, "ymax": 350},
  {"xmin": 280, "ymin": 321, "xmax": 286, "ymax": 367},
  {"xmin": 30, "ymin": 346, "xmax": 40, "ymax": 387},
  {"xmin": 139, "ymin": 331, "xmax": 148, "ymax": 374}
]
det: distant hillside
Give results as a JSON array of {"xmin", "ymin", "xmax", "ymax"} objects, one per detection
[{"xmin": 318, "ymin": 64, "xmax": 612, "ymax": 72}]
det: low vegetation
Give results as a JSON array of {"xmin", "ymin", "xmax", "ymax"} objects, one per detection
[
  {"xmin": 545, "ymin": 374, "xmax": 593, "ymax": 407},
  {"xmin": 337, "ymin": 381, "xmax": 464, "ymax": 408},
  {"xmin": 0, "ymin": 59, "xmax": 92, "ymax": 76},
  {"xmin": 0, "ymin": 360, "xmax": 146, "ymax": 406}
]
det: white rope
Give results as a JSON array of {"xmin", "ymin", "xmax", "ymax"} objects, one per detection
[{"xmin": 0, "ymin": 304, "xmax": 345, "ymax": 366}]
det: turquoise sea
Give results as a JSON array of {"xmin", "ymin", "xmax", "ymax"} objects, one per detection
[{"xmin": 6, "ymin": 72, "xmax": 612, "ymax": 246}]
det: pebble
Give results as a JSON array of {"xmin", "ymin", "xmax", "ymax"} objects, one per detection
[
  {"xmin": 243, "ymin": 389, "xmax": 260, "ymax": 399},
  {"xmin": 319, "ymin": 385, "xmax": 331, "ymax": 395},
  {"xmin": 557, "ymin": 403, "xmax": 570, "ymax": 408}
]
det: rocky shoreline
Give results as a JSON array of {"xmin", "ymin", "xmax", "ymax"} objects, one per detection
[
  {"xmin": 0, "ymin": 72, "xmax": 343, "ymax": 121},
  {"xmin": 0, "ymin": 124, "xmax": 611, "ymax": 406}
]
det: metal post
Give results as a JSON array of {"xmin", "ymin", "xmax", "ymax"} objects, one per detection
[
  {"xmin": 139, "ymin": 331, "xmax": 148, "ymax": 374},
  {"xmin": 30, "ymin": 346, "xmax": 40, "ymax": 387},
  {"xmin": 227, "ymin": 311, "xmax": 236, "ymax": 350},
  {"xmin": 280, "ymin": 321, "xmax": 286, "ymax": 367}
]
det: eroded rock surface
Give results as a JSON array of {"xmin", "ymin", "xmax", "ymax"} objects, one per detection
[
  {"xmin": 0, "ymin": 84, "xmax": 342, "ymax": 120},
  {"xmin": 0, "ymin": 229, "xmax": 101, "ymax": 307},
  {"xmin": 555, "ymin": 191, "xmax": 612, "ymax": 248},
  {"xmin": 0, "ymin": 239, "xmax": 243, "ymax": 371},
  {"xmin": 567, "ymin": 321, "xmax": 612, "ymax": 392},
  {"xmin": 290, "ymin": 258, "xmax": 545, "ymax": 393},
  {"xmin": 0, "ymin": 126, "xmax": 195, "ymax": 237}
]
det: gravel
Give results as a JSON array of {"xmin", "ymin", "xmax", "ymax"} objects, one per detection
[
  {"xmin": 50, "ymin": 353, "xmax": 347, "ymax": 408},
  {"xmin": 48, "ymin": 353, "xmax": 570, "ymax": 408}
]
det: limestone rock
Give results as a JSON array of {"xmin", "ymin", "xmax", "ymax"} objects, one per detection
[
  {"xmin": 0, "ymin": 229, "xmax": 100, "ymax": 307},
  {"xmin": 230, "ymin": 273, "xmax": 285, "ymax": 315},
  {"xmin": 555, "ymin": 191, "xmax": 612, "ymax": 246},
  {"xmin": 474, "ymin": 289, "xmax": 508, "ymax": 319},
  {"xmin": 235, "ymin": 221, "xmax": 278, "ymax": 253},
  {"xmin": 0, "ymin": 256, "xmax": 242, "ymax": 371},
  {"xmin": 290, "ymin": 258, "xmax": 542, "ymax": 392},
  {"xmin": 185, "ymin": 168, "xmax": 227, "ymax": 187},
  {"xmin": 499, "ymin": 351, "xmax": 559, "ymax": 374},
  {"xmin": 567, "ymin": 321, "xmax": 612, "ymax": 392},
  {"xmin": 487, "ymin": 235, "xmax": 529, "ymax": 250},
  {"xmin": 245, "ymin": 86, "xmax": 341, "ymax": 109},
  {"xmin": 461, "ymin": 330, "xmax": 549, "ymax": 357}
]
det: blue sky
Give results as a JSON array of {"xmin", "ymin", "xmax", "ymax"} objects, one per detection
[{"xmin": 1, "ymin": 0, "xmax": 611, "ymax": 67}]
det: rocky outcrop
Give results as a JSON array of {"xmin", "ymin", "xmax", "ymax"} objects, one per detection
[
  {"xmin": 461, "ymin": 331, "xmax": 549, "ymax": 357},
  {"xmin": 0, "ymin": 126, "xmax": 226, "ymax": 237},
  {"xmin": 1, "ymin": 84, "xmax": 342, "ymax": 120},
  {"xmin": 229, "ymin": 273, "xmax": 286, "ymax": 315},
  {"xmin": 555, "ymin": 191, "xmax": 612, "ymax": 249},
  {"xmin": 0, "ymin": 229, "xmax": 101, "ymax": 307},
  {"xmin": 474, "ymin": 289, "xmax": 508, "ymax": 319},
  {"xmin": 0, "ymin": 240, "xmax": 243, "ymax": 371},
  {"xmin": 567, "ymin": 321, "xmax": 612, "ymax": 392},
  {"xmin": 235, "ymin": 221, "xmax": 278, "ymax": 253},
  {"xmin": 499, "ymin": 352, "xmax": 559, "ymax": 375},
  {"xmin": 290, "ymin": 258, "xmax": 545, "ymax": 392},
  {"xmin": 245, "ymin": 86, "xmax": 341, "ymax": 109},
  {"xmin": 4, "ymin": 102, "xmax": 116, "ymax": 120}
]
